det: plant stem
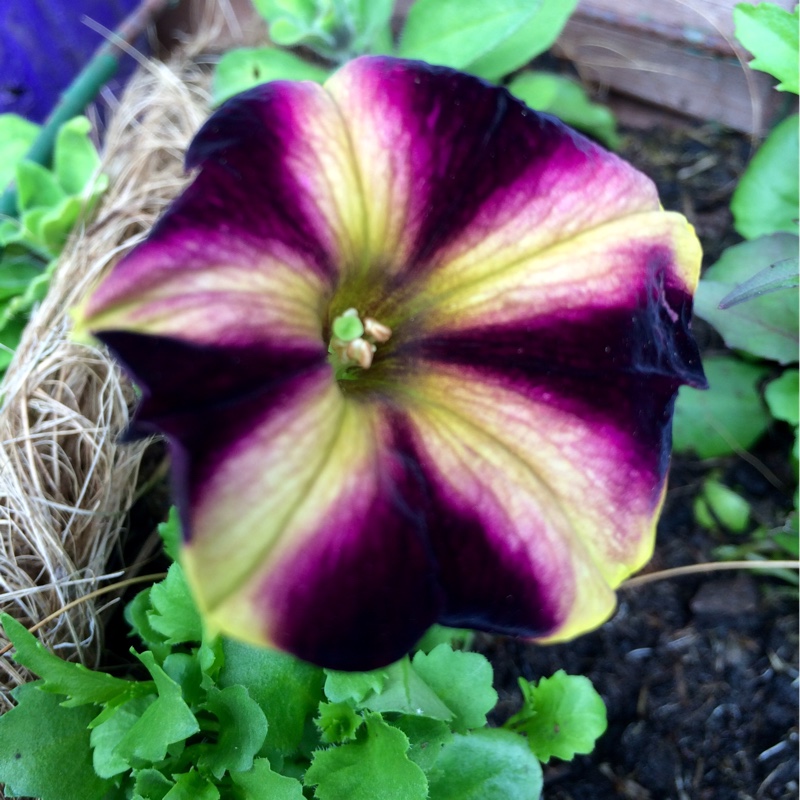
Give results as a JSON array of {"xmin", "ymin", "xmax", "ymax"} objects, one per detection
[
  {"xmin": 0, "ymin": 0, "xmax": 175, "ymax": 218},
  {"xmin": 621, "ymin": 559, "xmax": 800, "ymax": 588}
]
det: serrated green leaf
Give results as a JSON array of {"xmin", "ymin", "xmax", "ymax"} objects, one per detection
[
  {"xmin": 694, "ymin": 234, "xmax": 799, "ymax": 364},
  {"xmin": 0, "ymin": 113, "xmax": 40, "ymax": 190},
  {"xmin": 133, "ymin": 768, "xmax": 174, "ymax": 800},
  {"xmin": 506, "ymin": 70, "xmax": 619, "ymax": 147},
  {"xmin": 412, "ymin": 645, "xmax": 497, "ymax": 732},
  {"xmin": 731, "ymin": 114, "xmax": 799, "ymax": 239},
  {"xmin": 506, "ymin": 670, "xmax": 607, "ymax": 763},
  {"xmin": 467, "ymin": 0, "xmax": 580, "ymax": 81},
  {"xmin": 113, "ymin": 650, "xmax": 200, "ymax": 764},
  {"xmin": 125, "ymin": 587, "xmax": 171, "ymax": 659},
  {"xmin": 212, "ymin": 47, "xmax": 330, "ymax": 106},
  {"xmin": 90, "ymin": 694, "xmax": 155, "ymax": 778},
  {"xmin": 427, "ymin": 728, "xmax": 543, "ymax": 800},
  {"xmin": 199, "ymin": 685, "xmax": 268, "ymax": 779},
  {"xmin": 398, "ymin": 0, "xmax": 536, "ymax": 72},
  {"xmin": 15, "ymin": 160, "xmax": 66, "ymax": 213},
  {"xmin": 163, "ymin": 770, "xmax": 220, "ymax": 800},
  {"xmin": 734, "ymin": 2, "xmax": 799, "ymax": 93},
  {"xmin": 159, "ymin": 506, "xmax": 182, "ymax": 561},
  {"xmin": 317, "ymin": 701, "xmax": 364, "ymax": 744},
  {"xmin": 148, "ymin": 562, "xmax": 203, "ymax": 645},
  {"xmin": 359, "ymin": 658, "xmax": 454, "ymax": 721},
  {"xmin": 230, "ymin": 757, "xmax": 305, "ymax": 799},
  {"xmin": 0, "ymin": 683, "xmax": 113, "ymax": 800},
  {"xmin": 0, "ymin": 612, "xmax": 143, "ymax": 706},
  {"xmin": 305, "ymin": 713, "xmax": 428, "ymax": 800},
  {"xmin": 218, "ymin": 638, "xmax": 324, "ymax": 758},
  {"xmin": 765, "ymin": 369, "xmax": 799, "ymax": 425},
  {"xmin": 54, "ymin": 116, "xmax": 102, "ymax": 195},
  {"xmin": 393, "ymin": 716, "xmax": 453, "ymax": 772},
  {"xmin": 324, "ymin": 667, "xmax": 387, "ymax": 704},
  {"xmin": 700, "ymin": 478, "xmax": 751, "ymax": 532},
  {"xmin": 673, "ymin": 355, "xmax": 771, "ymax": 458},
  {"xmin": 163, "ymin": 651, "xmax": 205, "ymax": 705}
]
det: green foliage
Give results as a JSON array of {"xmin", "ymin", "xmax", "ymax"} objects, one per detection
[
  {"xmin": 0, "ymin": 114, "xmax": 40, "ymax": 190},
  {"xmin": 0, "ymin": 509, "xmax": 606, "ymax": 799},
  {"xmin": 506, "ymin": 70, "xmax": 619, "ymax": 148},
  {"xmin": 765, "ymin": 369, "xmax": 799, "ymax": 426},
  {"xmin": 505, "ymin": 670, "xmax": 607, "ymax": 763},
  {"xmin": 733, "ymin": 2, "xmax": 799, "ymax": 93},
  {"xmin": 731, "ymin": 113, "xmax": 799, "ymax": 239},
  {"xmin": 693, "ymin": 234, "xmax": 799, "ymax": 365},
  {"xmin": 212, "ymin": 48, "xmax": 331, "ymax": 106},
  {"xmin": 694, "ymin": 476, "xmax": 752, "ymax": 532}
]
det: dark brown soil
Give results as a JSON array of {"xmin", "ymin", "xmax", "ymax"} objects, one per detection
[{"xmin": 481, "ymin": 111, "xmax": 799, "ymax": 800}]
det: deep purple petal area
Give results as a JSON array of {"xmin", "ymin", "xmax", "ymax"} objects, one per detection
[
  {"xmin": 145, "ymin": 82, "xmax": 339, "ymax": 281},
  {"xmin": 261, "ymin": 435, "xmax": 442, "ymax": 670},
  {"xmin": 97, "ymin": 330, "xmax": 326, "ymax": 443}
]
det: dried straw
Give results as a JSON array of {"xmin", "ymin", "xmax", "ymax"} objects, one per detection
[{"xmin": 0, "ymin": 0, "xmax": 263, "ymax": 712}]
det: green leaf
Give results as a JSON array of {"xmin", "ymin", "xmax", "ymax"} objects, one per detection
[
  {"xmin": 673, "ymin": 355, "xmax": 772, "ymax": 458},
  {"xmin": 212, "ymin": 48, "xmax": 330, "ymax": 106},
  {"xmin": 198, "ymin": 685, "xmax": 268, "ymax": 779},
  {"xmin": 230, "ymin": 757, "xmax": 305, "ymax": 799},
  {"xmin": 113, "ymin": 650, "xmax": 200, "ymax": 764},
  {"xmin": 719, "ymin": 257, "xmax": 799, "ymax": 308},
  {"xmin": 698, "ymin": 478, "xmax": 751, "ymax": 532},
  {"xmin": 159, "ymin": 506, "xmax": 182, "ymax": 561},
  {"xmin": 163, "ymin": 770, "xmax": 220, "ymax": 800},
  {"xmin": 467, "ymin": 0, "xmax": 580, "ymax": 81},
  {"xmin": 734, "ymin": 2, "xmax": 799, "ymax": 93},
  {"xmin": 731, "ymin": 113, "xmax": 799, "ymax": 239},
  {"xmin": 90, "ymin": 694, "xmax": 155, "ymax": 778},
  {"xmin": 218, "ymin": 638, "xmax": 324, "ymax": 758},
  {"xmin": 134, "ymin": 767, "xmax": 174, "ymax": 799},
  {"xmin": 15, "ymin": 159, "xmax": 66, "ymax": 212},
  {"xmin": 125, "ymin": 587, "xmax": 171, "ymax": 660},
  {"xmin": 765, "ymin": 369, "xmax": 800, "ymax": 425},
  {"xmin": 358, "ymin": 658, "xmax": 454, "ymax": 721},
  {"xmin": 0, "ymin": 113, "xmax": 40, "ymax": 190},
  {"xmin": 54, "ymin": 116, "xmax": 102, "ymax": 196},
  {"xmin": 505, "ymin": 670, "xmax": 607, "ymax": 763},
  {"xmin": 693, "ymin": 234, "xmax": 799, "ymax": 364},
  {"xmin": 346, "ymin": 0, "xmax": 396, "ymax": 55},
  {"xmin": 305, "ymin": 713, "xmax": 428, "ymax": 800},
  {"xmin": 0, "ymin": 683, "xmax": 113, "ymax": 800},
  {"xmin": 324, "ymin": 667, "xmax": 387, "ymax": 703},
  {"xmin": 427, "ymin": 729, "xmax": 543, "ymax": 800},
  {"xmin": 0, "ymin": 313, "xmax": 26, "ymax": 372},
  {"xmin": 393, "ymin": 716, "xmax": 453, "ymax": 772},
  {"xmin": 0, "ymin": 612, "xmax": 143, "ymax": 706},
  {"xmin": 317, "ymin": 701, "xmax": 364, "ymax": 743},
  {"xmin": 398, "ymin": 0, "xmax": 538, "ymax": 72},
  {"xmin": 0, "ymin": 254, "xmax": 43, "ymax": 301},
  {"xmin": 506, "ymin": 70, "xmax": 619, "ymax": 147},
  {"xmin": 411, "ymin": 645, "xmax": 497, "ymax": 732},
  {"xmin": 148, "ymin": 562, "xmax": 203, "ymax": 645}
]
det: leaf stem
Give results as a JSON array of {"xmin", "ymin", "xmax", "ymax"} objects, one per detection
[
  {"xmin": 0, "ymin": 0, "xmax": 175, "ymax": 217},
  {"xmin": 621, "ymin": 559, "xmax": 800, "ymax": 588}
]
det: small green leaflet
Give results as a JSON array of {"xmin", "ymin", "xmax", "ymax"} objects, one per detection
[
  {"xmin": 765, "ymin": 369, "xmax": 799, "ymax": 426},
  {"xmin": 148, "ymin": 562, "xmax": 204, "ymax": 645},
  {"xmin": 505, "ymin": 670, "xmax": 607, "ymax": 763},
  {"xmin": 317, "ymin": 701, "xmax": 364, "ymax": 744},
  {"xmin": 694, "ymin": 477, "xmax": 751, "ymax": 533},
  {"xmin": 0, "ymin": 113, "xmax": 40, "ymax": 190},
  {"xmin": 305, "ymin": 712, "xmax": 428, "ymax": 800},
  {"xmin": 734, "ymin": 2, "xmax": 799, "ymax": 93},
  {"xmin": 230, "ymin": 757, "xmax": 305, "ymax": 799}
]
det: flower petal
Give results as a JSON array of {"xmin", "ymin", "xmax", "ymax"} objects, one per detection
[{"xmin": 179, "ymin": 372, "xmax": 441, "ymax": 670}]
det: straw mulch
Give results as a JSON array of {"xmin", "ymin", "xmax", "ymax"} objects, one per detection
[{"xmin": 0, "ymin": 0, "xmax": 261, "ymax": 713}]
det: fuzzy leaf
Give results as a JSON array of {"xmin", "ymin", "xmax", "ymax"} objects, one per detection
[
  {"xmin": 393, "ymin": 716, "xmax": 453, "ymax": 772},
  {"xmin": 324, "ymin": 668, "xmax": 387, "ymax": 704},
  {"xmin": 731, "ymin": 114, "xmax": 799, "ymax": 239},
  {"xmin": 673, "ymin": 356, "xmax": 771, "ymax": 458},
  {"xmin": 694, "ymin": 234, "xmax": 799, "ymax": 364},
  {"xmin": 0, "ymin": 113, "xmax": 39, "ymax": 190},
  {"xmin": 305, "ymin": 713, "xmax": 428, "ymax": 800},
  {"xmin": 411, "ymin": 645, "xmax": 497, "ymax": 732},
  {"xmin": 734, "ymin": 2, "xmax": 799, "ymax": 93},
  {"xmin": 198, "ymin": 685, "xmax": 268, "ymax": 779},
  {"xmin": 212, "ymin": 48, "xmax": 329, "ymax": 107},
  {"xmin": 0, "ymin": 683, "xmax": 112, "ymax": 800},
  {"xmin": 506, "ymin": 670, "xmax": 607, "ymax": 763},
  {"xmin": 0, "ymin": 612, "xmax": 143, "ymax": 706},
  {"xmin": 230, "ymin": 757, "xmax": 305, "ymax": 799},
  {"xmin": 427, "ymin": 729, "xmax": 543, "ymax": 800},
  {"xmin": 317, "ymin": 701, "xmax": 365, "ymax": 744},
  {"xmin": 218, "ymin": 638, "xmax": 324, "ymax": 758}
]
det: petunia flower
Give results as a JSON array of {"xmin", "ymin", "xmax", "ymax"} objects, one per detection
[{"xmin": 75, "ymin": 56, "xmax": 706, "ymax": 670}]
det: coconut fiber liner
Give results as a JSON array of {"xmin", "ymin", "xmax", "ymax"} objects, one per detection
[{"xmin": 0, "ymin": 2, "xmax": 259, "ymax": 714}]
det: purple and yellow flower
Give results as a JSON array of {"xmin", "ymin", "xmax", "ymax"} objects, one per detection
[{"xmin": 75, "ymin": 56, "xmax": 706, "ymax": 670}]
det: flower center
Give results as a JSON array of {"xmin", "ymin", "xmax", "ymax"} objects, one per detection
[{"xmin": 328, "ymin": 308, "xmax": 392, "ymax": 380}]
